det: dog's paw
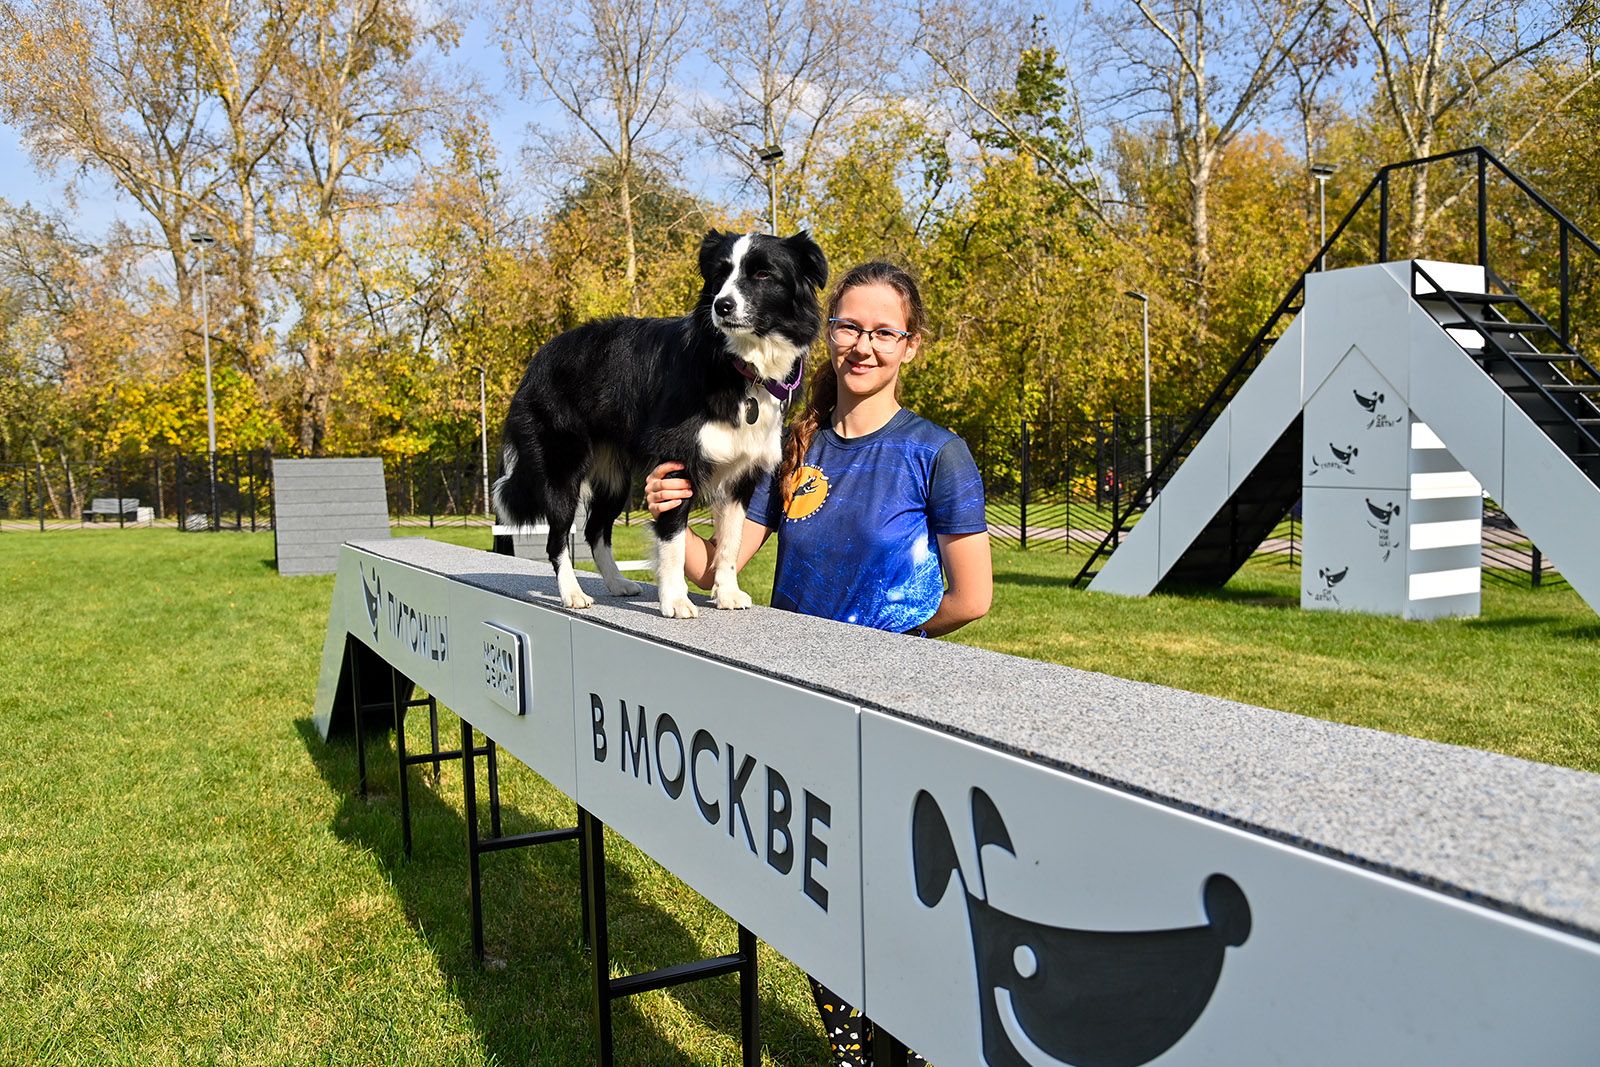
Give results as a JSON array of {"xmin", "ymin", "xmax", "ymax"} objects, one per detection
[
  {"xmin": 659, "ymin": 596, "xmax": 700, "ymax": 619},
  {"xmin": 603, "ymin": 576, "xmax": 643, "ymax": 597},
  {"xmin": 563, "ymin": 588, "xmax": 596, "ymax": 610},
  {"xmin": 711, "ymin": 583, "xmax": 753, "ymax": 610}
]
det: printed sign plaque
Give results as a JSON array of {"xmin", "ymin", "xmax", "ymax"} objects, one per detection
[{"xmin": 481, "ymin": 622, "xmax": 526, "ymax": 717}]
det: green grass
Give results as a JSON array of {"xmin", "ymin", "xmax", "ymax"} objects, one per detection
[{"xmin": 0, "ymin": 528, "xmax": 1594, "ymax": 1064}]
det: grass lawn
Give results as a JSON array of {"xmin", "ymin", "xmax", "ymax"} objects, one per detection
[{"xmin": 0, "ymin": 528, "xmax": 1594, "ymax": 1065}]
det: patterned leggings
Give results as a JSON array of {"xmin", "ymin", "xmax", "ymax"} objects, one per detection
[{"xmin": 809, "ymin": 978, "xmax": 930, "ymax": 1067}]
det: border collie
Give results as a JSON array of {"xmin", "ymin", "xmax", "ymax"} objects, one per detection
[{"xmin": 493, "ymin": 230, "xmax": 828, "ymax": 618}]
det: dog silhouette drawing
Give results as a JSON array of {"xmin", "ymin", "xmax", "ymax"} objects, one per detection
[{"xmin": 912, "ymin": 788, "xmax": 1250, "ymax": 1067}]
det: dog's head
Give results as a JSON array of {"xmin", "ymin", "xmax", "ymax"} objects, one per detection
[
  {"xmin": 698, "ymin": 229, "xmax": 828, "ymax": 379},
  {"xmin": 914, "ymin": 788, "xmax": 1250, "ymax": 1067}
]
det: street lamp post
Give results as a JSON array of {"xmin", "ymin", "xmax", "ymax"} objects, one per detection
[
  {"xmin": 478, "ymin": 367, "xmax": 491, "ymax": 521},
  {"xmin": 190, "ymin": 230, "xmax": 218, "ymax": 530},
  {"xmin": 1124, "ymin": 290, "xmax": 1152, "ymax": 487},
  {"xmin": 756, "ymin": 144, "xmax": 784, "ymax": 235},
  {"xmin": 1311, "ymin": 163, "xmax": 1336, "ymax": 270}
]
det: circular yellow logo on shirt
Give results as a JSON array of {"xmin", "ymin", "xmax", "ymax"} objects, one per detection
[{"xmin": 785, "ymin": 465, "xmax": 829, "ymax": 521}]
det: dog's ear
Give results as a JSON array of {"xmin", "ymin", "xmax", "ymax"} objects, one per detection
[
  {"xmin": 970, "ymin": 787, "xmax": 1014, "ymax": 900},
  {"xmin": 912, "ymin": 790, "xmax": 962, "ymax": 907},
  {"xmin": 699, "ymin": 229, "xmax": 728, "ymax": 281},
  {"xmin": 785, "ymin": 230, "xmax": 828, "ymax": 292}
]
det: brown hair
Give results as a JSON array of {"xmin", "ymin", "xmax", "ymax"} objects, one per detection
[{"xmin": 780, "ymin": 261, "xmax": 927, "ymax": 509}]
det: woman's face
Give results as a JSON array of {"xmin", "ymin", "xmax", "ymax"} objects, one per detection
[{"xmin": 829, "ymin": 281, "xmax": 920, "ymax": 402}]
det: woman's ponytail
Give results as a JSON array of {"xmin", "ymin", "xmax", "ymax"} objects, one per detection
[{"xmin": 780, "ymin": 359, "xmax": 837, "ymax": 510}]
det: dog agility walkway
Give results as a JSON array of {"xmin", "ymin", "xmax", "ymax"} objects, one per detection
[{"xmin": 315, "ymin": 537, "xmax": 1600, "ymax": 1065}]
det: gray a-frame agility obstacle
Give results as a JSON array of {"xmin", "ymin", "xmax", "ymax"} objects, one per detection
[{"xmin": 1086, "ymin": 152, "xmax": 1600, "ymax": 620}]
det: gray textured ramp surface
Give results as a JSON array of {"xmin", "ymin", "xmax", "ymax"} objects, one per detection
[
  {"xmin": 349, "ymin": 537, "xmax": 1600, "ymax": 941},
  {"xmin": 274, "ymin": 459, "xmax": 390, "ymax": 575}
]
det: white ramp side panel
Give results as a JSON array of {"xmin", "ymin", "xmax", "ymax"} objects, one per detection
[
  {"xmin": 570, "ymin": 620, "xmax": 866, "ymax": 1005},
  {"xmin": 1090, "ymin": 318, "xmax": 1304, "ymax": 597}
]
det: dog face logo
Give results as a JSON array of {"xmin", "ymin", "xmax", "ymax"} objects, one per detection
[
  {"xmin": 1364, "ymin": 498, "xmax": 1400, "ymax": 525},
  {"xmin": 1308, "ymin": 442, "xmax": 1359, "ymax": 476},
  {"xmin": 360, "ymin": 564, "xmax": 382, "ymax": 642},
  {"xmin": 1365, "ymin": 499, "xmax": 1402, "ymax": 561},
  {"xmin": 1308, "ymin": 565, "xmax": 1348, "ymax": 604},
  {"xmin": 913, "ymin": 789, "xmax": 1250, "ymax": 1067},
  {"xmin": 785, "ymin": 465, "xmax": 829, "ymax": 521},
  {"xmin": 1352, "ymin": 388, "xmax": 1403, "ymax": 429}
]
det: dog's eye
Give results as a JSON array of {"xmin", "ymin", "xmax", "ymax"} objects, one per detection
[
  {"xmin": 753, "ymin": 270, "xmax": 772, "ymax": 281},
  {"xmin": 1013, "ymin": 944, "xmax": 1038, "ymax": 979}
]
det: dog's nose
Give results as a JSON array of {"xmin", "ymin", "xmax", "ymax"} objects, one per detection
[{"xmin": 713, "ymin": 296, "xmax": 736, "ymax": 318}]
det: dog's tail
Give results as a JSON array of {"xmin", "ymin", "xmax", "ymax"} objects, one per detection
[{"xmin": 491, "ymin": 441, "xmax": 549, "ymax": 528}]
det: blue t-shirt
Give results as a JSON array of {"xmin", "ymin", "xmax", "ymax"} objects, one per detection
[{"xmin": 747, "ymin": 408, "xmax": 987, "ymax": 632}]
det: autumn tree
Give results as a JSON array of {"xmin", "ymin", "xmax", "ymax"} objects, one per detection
[
  {"xmin": 0, "ymin": 0, "xmax": 217, "ymax": 319},
  {"xmin": 273, "ymin": 0, "xmax": 464, "ymax": 453},
  {"xmin": 181, "ymin": 0, "xmax": 303, "ymax": 378},
  {"xmin": 697, "ymin": 0, "xmax": 881, "ymax": 231},
  {"xmin": 1098, "ymin": 0, "xmax": 1328, "ymax": 352},
  {"xmin": 1341, "ymin": 0, "xmax": 1599, "ymax": 252},
  {"xmin": 500, "ymin": 0, "xmax": 692, "ymax": 313}
]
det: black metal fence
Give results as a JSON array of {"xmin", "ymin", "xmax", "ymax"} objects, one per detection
[
  {"xmin": 0, "ymin": 449, "xmax": 497, "ymax": 532},
  {"xmin": 0, "ymin": 442, "xmax": 1560, "ymax": 590},
  {"xmin": 0, "ymin": 452, "xmax": 275, "ymax": 532}
]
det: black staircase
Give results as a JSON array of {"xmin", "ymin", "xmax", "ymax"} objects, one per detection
[
  {"xmin": 1071, "ymin": 145, "xmax": 1600, "ymax": 589},
  {"xmin": 1413, "ymin": 263, "xmax": 1600, "ymax": 485}
]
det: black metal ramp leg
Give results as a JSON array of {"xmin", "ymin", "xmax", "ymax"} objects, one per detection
[
  {"xmin": 873, "ymin": 1031, "xmax": 911, "ymax": 1067},
  {"xmin": 462, "ymin": 719, "xmax": 484, "ymax": 964},
  {"xmin": 487, "ymin": 738, "xmax": 503, "ymax": 838},
  {"xmin": 428, "ymin": 696, "xmax": 441, "ymax": 781},
  {"xmin": 349, "ymin": 642, "xmax": 367, "ymax": 798},
  {"xmin": 581, "ymin": 807, "xmax": 614, "ymax": 1066},
  {"xmin": 392, "ymin": 666, "xmax": 411, "ymax": 856},
  {"xmin": 459, "ymin": 724, "xmax": 582, "ymax": 966},
  {"xmin": 579, "ymin": 808, "xmax": 761, "ymax": 1066},
  {"xmin": 738, "ymin": 924, "xmax": 759, "ymax": 1067},
  {"xmin": 578, "ymin": 802, "xmax": 591, "ymax": 950}
]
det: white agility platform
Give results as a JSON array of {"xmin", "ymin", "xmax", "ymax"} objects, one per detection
[
  {"xmin": 1092, "ymin": 261, "xmax": 1600, "ymax": 618},
  {"xmin": 315, "ymin": 539, "xmax": 1600, "ymax": 1065}
]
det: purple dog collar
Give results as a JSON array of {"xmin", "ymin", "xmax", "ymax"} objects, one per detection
[{"xmin": 736, "ymin": 355, "xmax": 806, "ymax": 404}]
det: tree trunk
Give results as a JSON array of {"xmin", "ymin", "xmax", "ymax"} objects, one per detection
[
  {"xmin": 30, "ymin": 436, "xmax": 61, "ymax": 518},
  {"xmin": 1406, "ymin": 128, "xmax": 1434, "ymax": 255},
  {"xmin": 235, "ymin": 180, "xmax": 264, "ymax": 380},
  {"xmin": 298, "ymin": 345, "xmax": 331, "ymax": 456},
  {"xmin": 1190, "ymin": 151, "xmax": 1213, "ymax": 361},
  {"xmin": 620, "ymin": 165, "xmax": 639, "ymax": 313}
]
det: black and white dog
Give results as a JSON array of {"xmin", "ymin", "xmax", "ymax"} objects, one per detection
[{"xmin": 493, "ymin": 230, "xmax": 828, "ymax": 618}]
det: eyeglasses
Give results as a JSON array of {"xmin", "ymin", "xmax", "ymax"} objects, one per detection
[{"xmin": 828, "ymin": 318, "xmax": 912, "ymax": 352}]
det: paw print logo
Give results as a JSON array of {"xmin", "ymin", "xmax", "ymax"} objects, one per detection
[{"xmin": 785, "ymin": 465, "xmax": 829, "ymax": 521}]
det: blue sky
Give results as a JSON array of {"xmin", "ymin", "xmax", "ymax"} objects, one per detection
[{"xmin": 0, "ymin": 11, "xmax": 566, "ymax": 239}]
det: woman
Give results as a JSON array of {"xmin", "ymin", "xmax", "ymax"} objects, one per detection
[{"xmin": 645, "ymin": 260, "xmax": 992, "ymax": 1065}]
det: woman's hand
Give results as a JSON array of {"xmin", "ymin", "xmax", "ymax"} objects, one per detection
[{"xmin": 645, "ymin": 461, "xmax": 694, "ymax": 517}]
